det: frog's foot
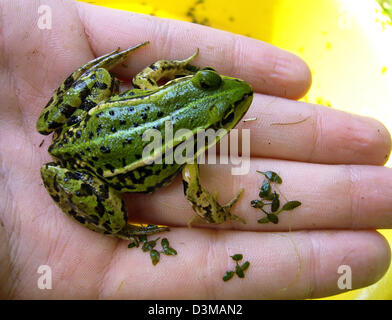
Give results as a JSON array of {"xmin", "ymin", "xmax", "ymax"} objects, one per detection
[
  {"xmin": 132, "ymin": 49, "xmax": 200, "ymax": 90},
  {"xmin": 182, "ymin": 163, "xmax": 246, "ymax": 226},
  {"xmin": 41, "ymin": 162, "xmax": 169, "ymax": 240}
]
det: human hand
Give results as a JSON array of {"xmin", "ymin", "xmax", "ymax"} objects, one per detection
[{"xmin": 0, "ymin": 0, "xmax": 390, "ymax": 299}]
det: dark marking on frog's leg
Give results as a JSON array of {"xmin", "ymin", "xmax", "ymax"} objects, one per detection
[
  {"xmin": 37, "ymin": 69, "xmax": 109, "ymax": 135},
  {"xmin": 40, "ymin": 162, "xmax": 168, "ymax": 240},
  {"xmin": 182, "ymin": 180, "xmax": 189, "ymax": 195},
  {"xmin": 182, "ymin": 163, "xmax": 245, "ymax": 227},
  {"xmin": 93, "ymin": 81, "xmax": 108, "ymax": 90},
  {"xmin": 107, "ymin": 163, "xmax": 182, "ymax": 193},
  {"xmin": 110, "ymin": 75, "xmax": 120, "ymax": 94},
  {"xmin": 132, "ymin": 49, "xmax": 199, "ymax": 90},
  {"xmin": 105, "ymin": 163, "xmax": 116, "ymax": 173}
]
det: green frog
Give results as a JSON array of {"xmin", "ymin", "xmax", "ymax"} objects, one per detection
[{"xmin": 37, "ymin": 42, "xmax": 253, "ymax": 240}]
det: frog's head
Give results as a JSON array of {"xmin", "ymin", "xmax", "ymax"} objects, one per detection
[{"xmin": 189, "ymin": 68, "xmax": 253, "ymax": 132}]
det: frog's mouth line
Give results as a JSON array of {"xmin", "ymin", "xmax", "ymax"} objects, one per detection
[{"xmin": 219, "ymin": 92, "xmax": 254, "ymax": 129}]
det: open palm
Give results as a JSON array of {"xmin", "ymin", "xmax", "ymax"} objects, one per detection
[{"xmin": 0, "ymin": 0, "xmax": 391, "ymax": 299}]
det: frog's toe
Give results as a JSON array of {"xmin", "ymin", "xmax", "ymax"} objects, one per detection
[
  {"xmin": 223, "ymin": 188, "xmax": 246, "ymax": 224},
  {"xmin": 224, "ymin": 188, "xmax": 244, "ymax": 209}
]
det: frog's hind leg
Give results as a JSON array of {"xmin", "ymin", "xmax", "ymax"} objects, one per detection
[
  {"xmin": 132, "ymin": 49, "xmax": 199, "ymax": 90},
  {"xmin": 41, "ymin": 162, "xmax": 168, "ymax": 240},
  {"xmin": 37, "ymin": 42, "xmax": 149, "ymax": 135},
  {"xmin": 182, "ymin": 163, "xmax": 245, "ymax": 227}
]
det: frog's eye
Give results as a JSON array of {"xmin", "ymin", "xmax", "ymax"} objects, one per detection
[{"xmin": 192, "ymin": 70, "xmax": 222, "ymax": 90}]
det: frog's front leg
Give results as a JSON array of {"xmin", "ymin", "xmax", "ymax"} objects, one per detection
[
  {"xmin": 132, "ymin": 49, "xmax": 199, "ymax": 90},
  {"xmin": 37, "ymin": 42, "xmax": 149, "ymax": 135},
  {"xmin": 41, "ymin": 163, "xmax": 168, "ymax": 240},
  {"xmin": 182, "ymin": 163, "xmax": 245, "ymax": 227}
]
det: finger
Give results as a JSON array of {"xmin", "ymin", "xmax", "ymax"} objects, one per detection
[
  {"xmin": 101, "ymin": 228, "xmax": 390, "ymax": 299},
  {"xmin": 0, "ymin": 0, "xmax": 93, "ymax": 122},
  {"xmin": 127, "ymin": 159, "xmax": 392, "ymax": 230},
  {"xmin": 238, "ymin": 94, "xmax": 391, "ymax": 165},
  {"xmin": 76, "ymin": 2, "xmax": 311, "ymax": 99}
]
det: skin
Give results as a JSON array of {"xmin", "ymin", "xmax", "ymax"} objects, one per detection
[{"xmin": 0, "ymin": 0, "xmax": 391, "ymax": 299}]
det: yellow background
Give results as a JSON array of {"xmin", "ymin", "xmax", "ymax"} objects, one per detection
[{"xmin": 79, "ymin": 0, "xmax": 392, "ymax": 299}]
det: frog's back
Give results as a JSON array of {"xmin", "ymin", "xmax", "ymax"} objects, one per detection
[{"xmin": 48, "ymin": 93, "xmax": 184, "ymax": 192}]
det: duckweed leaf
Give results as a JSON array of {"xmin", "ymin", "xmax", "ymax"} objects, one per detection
[
  {"xmin": 257, "ymin": 217, "xmax": 270, "ymax": 224},
  {"xmin": 223, "ymin": 271, "xmax": 235, "ymax": 282},
  {"xmin": 163, "ymin": 247, "xmax": 177, "ymax": 256},
  {"xmin": 259, "ymin": 180, "xmax": 271, "ymax": 198},
  {"xmin": 235, "ymin": 264, "xmax": 245, "ymax": 278},
  {"xmin": 161, "ymin": 238, "xmax": 170, "ymax": 249},
  {"xmin": 257, "ymin": 171, "xmax": 282, "ymax": 184},
  {"xmin": 241, "ymin": 261, "xmax": 250, "ymax": 271},
  {"xmin": 142, "ymin": 238, "xmax": 159, "ymax": 252},
  {"xmin": 263, "ymin": 193, "xmax": 275, "ymax": 201},
  {"xmin": 150, "ymin": 249, "xmax": 160, "ymax": 265},
  {"xmin": 281, "ymin": 201, "xmax": 302, "ymax": 211},
  {"xmin": 271, "ymin": 192, "xmax": 280, "ymax": 212},
  {"xmin": 128, "ymin": 237, "xmax": 139, "ymax": 248},
  {"xmin": 231, "ymin": 254, "xmax": 243, "ymax": 261},
  {"xmin": 138, "ymin": 235, "xmax": 147, "ymax": 243},
  {"xmin": 250, "ymin": 199, "xmax": 264, "ymax": 209},
  {"xmin": 267, "ymin": 213, "xmax": 279, "ymax": 224}
]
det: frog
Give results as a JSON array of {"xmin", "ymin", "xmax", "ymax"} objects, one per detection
[{"xmin": 37, "ymin": 41, "xmax": 254, "ymax": 240}]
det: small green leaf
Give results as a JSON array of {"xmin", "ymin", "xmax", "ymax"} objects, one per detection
[
  {"xmin": 281, "ymin": 201, "xmax": 302, "ymax": 211},
  {"xmin": 250, "ymin": 199, "xmax": 264, "ymax": 209},
  {"xmin": 142, "ymin": 242, "xmax": 152, "ymax": 252},
  {"xmin": 259, "ymin": 180, "xmax": 271, "ymax": 198},
  {"xmin": 267, "ymin": 213, "xmax": 279, "ymax": 224},
  {"xmin": 235, "ymin": 264, "xmax": 245, "ymax": 278},
  {"xmin": 231, "ymin": 254, "xmax": 243, "ymax": 261},
  {"xmin": 163, "ymin": 247, "xmax": 178, "ymax": 256},
  {"xmin": 257, "ymin": 217, "xmax": 270, "ymax": 224},
  {"xmin": 271, "ymin": 192, "xmax": 280, "ymax": 212},
  {"xmin": 128, "ymin": 237, "xmax": 139, "ymax": 248},
  {"xmin": 161, "ymin": 238, "xmax": 170, "ymax": 249},
  {"xmin": 263, "ymin": 193, "xmax": 275, "ymax": 201},
  {"xmin": 241, "ymin": 261, "xmax": 250, "ymax": 271},
  {"xmin": 222, "ymin": 271, "xmax": 235, "ymax": 281},
  {"xmin": 257, "ymin": 170, "xmax": 282, "ymax": 184},
  {"xmin": 142, "ymin": 240, "xmax": 158, "ymax": 252},
  {"xmin": 161, "ymin": 238, "xmax": 177, "ymax": 255},
  {"xmin": 150, "ymin": 249, "xmax": 160, "ymax": 265},
  {"xmin": 128, "ymin": 242, "xmax": 137, "ymax": 248},
  {"xmin": 138, "ymin": 235, "xmax": 147, "ymax": 243}
]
